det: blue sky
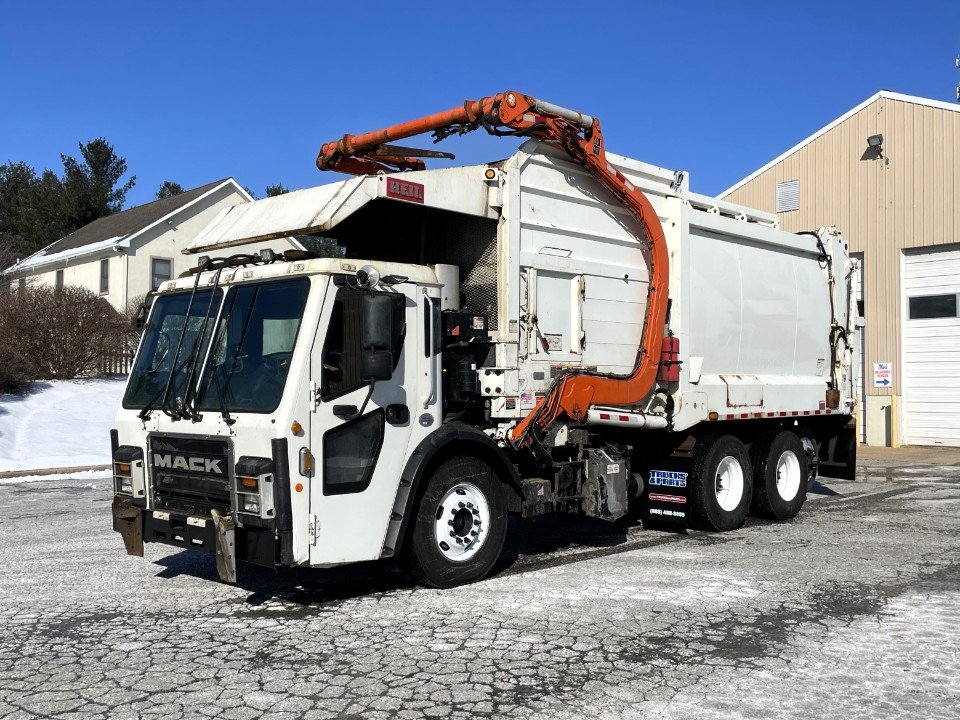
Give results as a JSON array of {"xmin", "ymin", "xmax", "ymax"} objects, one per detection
[{"xmin": 2, "ymin": 1, "xmax": 958, "ymax": 206}]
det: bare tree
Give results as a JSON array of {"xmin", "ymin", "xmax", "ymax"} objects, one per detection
[{"xmin": 0, "ymin": 285, "xmax": 128, "ymax": 379}]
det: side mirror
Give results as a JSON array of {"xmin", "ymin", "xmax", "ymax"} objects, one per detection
[
  {"xmin": 361, "ymin": 292, "xmax": 405, "ymax": 381},
  {"xmin": 361, "ymin": 350, "xmax": 394, "ymax": 382}
]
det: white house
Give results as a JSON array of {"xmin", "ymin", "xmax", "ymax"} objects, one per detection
[{"xmin": 3, "ymin": 178, "xmax": 302, "ymax": 310}]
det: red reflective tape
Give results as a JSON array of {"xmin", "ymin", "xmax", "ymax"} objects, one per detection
[
  {"xmin": 599, "ymin": 413, "xmax": 610, "ymax": 420},
  {"xmin": 753, "ymin": 413, "xmax": 762, "ymax": 418},
  {"xmin": 767, "ymin": 412, "xmax": 775, "ymax": 417},
  {"xmin": 779, "ymin": 412, "xmax": 787, "ymax": 417},
  {"xmin": 726, "ymin": 414, "xmax": 734, "ymax": 420},
  {"xmin": 825, "ymin": 409, "xmax": 831, "ymax": 414},
  {"xmin": 802, "ymin": 410, "xmax": 810, "ymax": 416},
  {"xmin": 791, "ymin": 411, "xmax": 798, "ymax": 416},
  {"xmin": 619, "ymin": 415, "xmax": 630, "ymax": 422}
]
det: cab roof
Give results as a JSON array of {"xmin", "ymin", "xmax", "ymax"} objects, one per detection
[{"xmin": 156, "ymin": 256, "xmax": 441, "ymax": 294}]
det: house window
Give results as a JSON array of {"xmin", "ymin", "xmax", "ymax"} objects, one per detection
[
  {"xmin": 55, "ymin": 269, "xmax": 64, "ymax": 290},
  {"xmin": 908, "ymin": 294, "xmax": 958, "ymax": 320},
  {"xmin": 776, "ymin": 180, "xmax": 800, "ymax": 213},
  {"xmin": 100, "ymin": 258, "xmax": 109, "ymax": 294},
  {"xmin": 151, "ymin": 258, "xmax": 172, "ymax": 291}
]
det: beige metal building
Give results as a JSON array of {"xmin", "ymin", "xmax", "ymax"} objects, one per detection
[{"xmin": 720, "ymin": 91, "xmax": 960, "ymax": 447}]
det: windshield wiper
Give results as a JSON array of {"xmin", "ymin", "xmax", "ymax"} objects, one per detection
[
  {"xmin": 206, "ymin": 364, "xmax": 236, "ymax": 426},
  {"xmin": 179, "ymin": 262, "xmax": 230, "ymax": 419},
  {"xmin": 158, "ymin": 264, "xmax": 210, "ymax": 420},
  {"xmin": 137, "ymin": 350, "xmax": 201, "ymax": 421}
]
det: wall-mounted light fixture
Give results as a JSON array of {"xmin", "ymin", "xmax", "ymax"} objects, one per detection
[{"xmin": 866, "ymin": 133, "xmax": 884, "ymax": 157}]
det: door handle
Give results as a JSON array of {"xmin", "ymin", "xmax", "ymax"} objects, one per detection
[{"xmin": 332, "ymin": 405, "xmax": 359, "ymax": 419}]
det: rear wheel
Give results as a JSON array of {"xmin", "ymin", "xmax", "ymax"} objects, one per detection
[
  {"xmin": 407, "ymin": 456, "xmax": 507, "ymax": 588},
  {"xmin": 750, "ymin": 430, "xmax": 808, "ymax": 519},
  {"xmin": 689, "ymin": 434, "xmax": 753, "ymax": 531}
]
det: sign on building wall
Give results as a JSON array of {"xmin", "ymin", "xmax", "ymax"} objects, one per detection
[{"xmin": 873, "ymin": 362, "xmax": 892, "ymax": 388}]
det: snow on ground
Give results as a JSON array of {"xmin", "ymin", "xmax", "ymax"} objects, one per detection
[
  {"xmin": 0, "ymin": 469, "xmax": 112, "ymax": 485},
  {"xmin": 0, "ymin": 378, "xmax": 127, "ymax": 473}
]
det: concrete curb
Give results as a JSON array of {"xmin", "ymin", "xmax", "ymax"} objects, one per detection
[{"xmin": 0, "ymin": 464, "xmax": 111, "ymax": 480}]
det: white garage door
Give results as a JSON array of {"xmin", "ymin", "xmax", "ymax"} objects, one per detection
[{"xmin": 904, "ymin": 248, "xmax": 960, "ymax": 446}]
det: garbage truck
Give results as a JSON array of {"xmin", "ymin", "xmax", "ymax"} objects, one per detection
[{"xmin": 111, "ymin": 91, "xmax": 858, "ymax": 587}]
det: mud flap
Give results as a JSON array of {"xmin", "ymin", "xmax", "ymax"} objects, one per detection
[
  {"xmin": 818, "ymin": 424, "xmax": 857, "ymax": 481},
  {"xmin": 799, "ymin": 434, "xmax": 820, "ymax": 485},
  {"xmin": 640, "ymin": 463, "xmax": 690, "ymax": 533},
  {"xmin": 211, "ymin": 510, "xmax": 237, "ymax": 584},
  {"xmin": 112, "ymin": 496, "xmax": 144, "ymax": 557}
]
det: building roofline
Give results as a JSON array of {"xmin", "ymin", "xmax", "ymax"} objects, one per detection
[
  {"xmin": 120, "ymin": 178, "xmax": 245, "ymax": 251},
  {"xmin": 718, "ymin": 91, "xmax": 960, "ymax": 198},
  {"xmin": 4, "ymin": 178, "xmax": 248, "ymax": 275}
]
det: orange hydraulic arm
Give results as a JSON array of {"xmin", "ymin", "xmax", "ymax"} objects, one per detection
[{"xmin": 317, "ymin": 91, "xmax": 670, "ymax": 449}]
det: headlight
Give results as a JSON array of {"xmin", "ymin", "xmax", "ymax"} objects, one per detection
[
  {"xmin": 113, "ymin": 446, "xmax": 145, "ymax": 500},
  {"xmin": 235, "ymin": 456, "xmax": 273, "ymax": 518}
]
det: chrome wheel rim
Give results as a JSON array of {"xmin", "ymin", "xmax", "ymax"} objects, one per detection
[{"xmin": 434, "ymin": 483, "xmax": 489, "ymax": 562}]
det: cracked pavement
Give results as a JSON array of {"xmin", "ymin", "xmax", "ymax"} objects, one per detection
[{"xmin": 1, "ymin": 458, "xmax": 959, "ymax": 719}]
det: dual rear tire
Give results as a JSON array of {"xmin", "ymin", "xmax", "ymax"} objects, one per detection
[
  {"xmin": 689, "ymin": 431, "xmax": 808, "ymax": 531},
  {"xmin": 750, "ymin": 430, "xmax": 808, "ymax": 520}
]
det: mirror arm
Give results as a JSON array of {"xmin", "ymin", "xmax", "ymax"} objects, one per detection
[{"xmin": 358, "ymin": 381, "xmax": 375, "ymax": 416}]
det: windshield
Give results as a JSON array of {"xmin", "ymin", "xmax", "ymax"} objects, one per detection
[
  {"xmin": 194, "ymin": 278, "xmax": 310, "ymax": 413},
  {"xmin": 123, "ymin": 290, "xmax": 222, "ymax": 409}
]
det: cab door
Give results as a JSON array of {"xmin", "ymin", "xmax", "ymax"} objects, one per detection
[{"xmin": 308, "ymin": 279, "xmax": 439, "ymax": 565}]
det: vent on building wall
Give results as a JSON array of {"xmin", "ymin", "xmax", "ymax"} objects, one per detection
[{"xmin": 776, "ymin": 180, "xmax": 800, "ymax": 212}]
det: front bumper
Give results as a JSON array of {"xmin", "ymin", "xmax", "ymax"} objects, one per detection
[{"xmin": 112, "ymin": 496, "xmax": 278, "ymax": 578}]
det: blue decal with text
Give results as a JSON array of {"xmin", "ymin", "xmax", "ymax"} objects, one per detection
[{"xmin": 649, "ymin": 469, "xmax": 688, "ymax": 488}]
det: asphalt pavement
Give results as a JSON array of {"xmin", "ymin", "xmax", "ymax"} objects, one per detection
[{"xmin": 0, "ymin": 454, "xmax": 958, "ymax": 719}]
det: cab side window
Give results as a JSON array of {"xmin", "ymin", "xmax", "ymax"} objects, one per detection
[
  {"xmin": 320, "ymin": 285, "xmax": 408, "ymax": 400},
  {"xmin": 321, "ymin": 288, "xmax": 365, "ymax": 400}
]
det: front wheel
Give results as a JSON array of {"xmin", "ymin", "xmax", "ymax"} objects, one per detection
[
  {"xmin": 407, "ymin": 455, "xmax": 507, "ymax": 588},
  {"xmin": 689, "ymin": 434, "xmax": 753, "ymax": 531}
]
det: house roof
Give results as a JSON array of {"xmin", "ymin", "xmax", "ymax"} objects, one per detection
[
  {"xmin": 5, "ymin": 178, "xmax": 251, "ymax": 274},
  {"xmin": 719, "ymin": 91, "xmax": 960, "ymax": 198}
]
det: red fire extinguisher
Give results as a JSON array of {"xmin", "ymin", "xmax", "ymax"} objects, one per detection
[{"xmin": 658, "ymin": 334, "xmax": 681, "ymax": 382}]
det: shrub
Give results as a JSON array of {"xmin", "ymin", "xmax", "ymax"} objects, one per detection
[
  {"xmin": 0, "ymin": 285, "xmax": 128, "ymax": 380},
  {"xmin": 0, "ymin": 346, "xmax": 34, "ymax": 394}
]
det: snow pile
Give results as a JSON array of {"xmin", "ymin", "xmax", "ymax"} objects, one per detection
[
  {"xmin": 0, "ymin": 379, "xmax": 127, "ymax": 473},
  {"xmin": 0, "ymin": 469, "xmax": 112, "ymax": 486}
]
